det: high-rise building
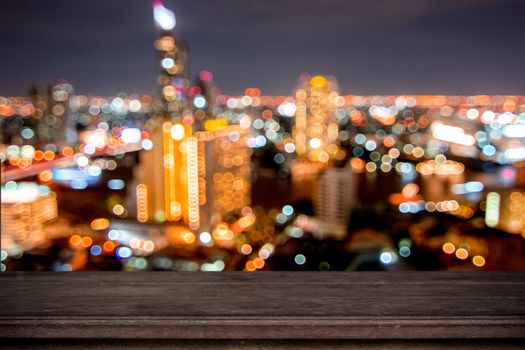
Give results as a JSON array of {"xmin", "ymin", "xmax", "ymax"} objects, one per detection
[
  {"xmin": 314, "ymin": 163, "xmax": 355, "ymax": 228},
  {"xmin": 30, "ymin": 82, "xmax": 75, "ymax": 149},
  {"xmin": 133, "ymin": 0, "xmax": 196, "ymax": 226},
  {"xmin": 132, "ymin": 1, "xmax": 251, "ymax": 232},
  {"xmin": 133, "ymin": 122, "xmax": 251, "ymax": 231},
  {"xmin": 293, "ymin": 75, "xmax": 341, "ymax": 164},
  {"xmin": 153, "ymin": 0, "xmax": 189, "ymax": 121},
  {"xmin": 195, "ymin": 124, "xmax": 251, "ymax": 231},
  {"xmin": 1, "ymin": 183, "xmax": 58, "ymax": 252},
  {"xmin": 133, "ymin": 120, "xmax": 196, "ymax": 224},
  {"xmin": 191, "ymin": 72, "xmax": 221, "ymax": 131}
]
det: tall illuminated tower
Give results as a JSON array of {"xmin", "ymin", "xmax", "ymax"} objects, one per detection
[
  {"xmin": 293, "ymin": 75, "xmax": 341, "ymax": 164},
  {"xmin": 134, "ymin": 1, "xmax": 196, "ymax": 226},
  {"xmin": 153, "ymin": 0, "xmax": 189, "ymax": 120},
  {"xmin": 134, "ymin": 2, "xmax": 251, "ymax": 232}
]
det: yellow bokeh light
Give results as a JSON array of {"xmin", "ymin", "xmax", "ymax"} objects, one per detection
[
  {"xmin": 112, "ymin": 204, "xmax": 125, "ymax": 216},
  {"xmin": 310, "ymin": 75, "xmax": 327, "ymax": 88},
  {"xmin": 472, "ymin": 255, "xmax": 486, "ymax": 267},
  {"xmin": 442, "ymin": 242, "xmax": 455, "ymax": 254},
  {"xmin": 90, "ymin": 218, "xmax": 110, "ymax": 230},
  {"xmin": 455, "ymin": 248, "xmax": 469, "ymax": 260}
]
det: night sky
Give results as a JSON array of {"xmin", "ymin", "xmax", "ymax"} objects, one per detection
[{"xmin": 1, "ymin": 0, "xmax": 524, "ymax": 96}]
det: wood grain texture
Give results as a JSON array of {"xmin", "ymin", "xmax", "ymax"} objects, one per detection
[
  {"xmin": 2, "ymin": 339, "xmax": 525, "ymax": 350},
  {"xmin": 0, "ymin": 272, "xmax": 524, "ymax": 344}
]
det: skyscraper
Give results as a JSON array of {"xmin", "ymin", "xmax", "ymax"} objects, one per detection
[
  {"xmin": 314, "ymin": 164, "xmax": 355, "ymax": 228},
  {"xmin": 133, "ymin": 1, "xmax": 192, "ymax": 225},
  {"xmin": 153, "ymin": 0, "xmax": 189, "ymax": 121},
  {"xmin": 195, "ymin": 124, "xmax": 251, "ymax": 232},
  {"xmin": 1, "ymin": 183, "xmax": 57, "ymax": 252},
  {"xmin": 132, "ymin": 1, "xmax": 250, "ymax": 232},
  {"xmin": 293, "ymin": 75, "xmax": 341, "ymax": 165}
]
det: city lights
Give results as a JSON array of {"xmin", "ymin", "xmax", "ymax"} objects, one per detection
[
  {"xmin": 153, "ymin": 0, "xmax": 176, "ymax": 30},
  {"xmin": 1, "ymin": 0, "xmax": 524, "ymax": 274}
]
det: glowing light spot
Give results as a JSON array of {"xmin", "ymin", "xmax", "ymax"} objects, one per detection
[
  {"xmin": 121, "ymin": 128, "xmax": 141, "ymax": 143},
  {"xmin": 193, "ymin": 95, "xmax": 207, "ymax": 109},
  {"xmin": 5, "ymin": 181, "xmax": 17, "ymax": 190},
  {"xmin": 245, "ymin": 261, "xmax": 256, "ymax": 271},
  {"xmin": 161, "ymin": 58, "xmax": 175, "ymax": 69},
  {"xmin": 153, "ymin": 0, "xmax": 176, "ymax": 30},
  {"xmin": 90, "ymin": 218, "xmax": 110, "ymax": 230},
  {"xmin": 365, "ymin": 140, "xmax": 376, "ymax": 151},
  {"xmin": 254, "ymin": 257, "xmax": 265, "ymax": 269},
  {"xmin": 108, "ymin": 179, "xmax": 125, "ymax": 190},
  {"xmin": 87, "ymin": 165, "xmax": 101, "ymax": 176},
  {"xmin": 108, "ymin": 230, "xmax": 120, "ymax": 240},
  {"xmin": 365, "ymin": 162, "xmax": 377, "ymax": 172},
  {"xmin": 81, "ymin": 236, "xmax": 92, "ymax": 248},
  {"xmin": 90, "ymin": 245, "xmax": 102, "ymax": 256},
  {"xmin": 309, "ymin": 138, "xmax": 321, "ymax": 149},
  {"xmin": 38, "ymin": 170, "xmax": 53, "ymax": 182},
  {"xmin": 183, "ymin": 232, "xmax": 196, "ymax": 244},
  {"xmin": 199, "ymin": 70, "xmax": 213, "ymax": 81},
  {"xmin": 442, "ymin": 242, "xmax": 455, "ymax": 254},
  {"xmin": 240, "ymin": 244, "xmax": 252, "ymax": 255},
  {"xmin": 472, "ymin": 255, "xmax": 486, "ymax": 267},
  {"xmin": 141, "ymin": 139, "xmax": 154, "ymax": 150},
  {"xmin": 485, "ymin": 192, "xmax": 500, "ymax": 227},
  {"xmin": 284, "ymin": 143, "xmax": 296, "ymax": 153},
  {"xmin": 275, "ymin": 213, "xmax": 288, "ymax": 224},
  {"xmin": 399, "ymin": 203, "xmax": 410, "ymax": 213},
  {"xmin": 21, "ymin": 128, "xmax": 35, "ymax": 139},
  {"xmin": 482, "ymin": 145, "xmax": 496, "ymax": 156},
  {"xmin": 274, "ymin": 153, "xmax": 285, "ymax": 164},
  {"xmin": 282, "ymin": 205, "xmax": 294, "ymax": 216},
  {"xmin": 129, "ymin": 238, "xmax": 141, "ymax": 249},
  {"xmin": 143, "ymin": 240, "xmax": 155, "ymax": 252},
  {"xmin": 199, "ymin": 232, "xmax": 212, "ymax": 244},
  {"xmin": 103, "ymin": 241, "xmax": 115, "ymax": 252},
  {"xmin": 466, "ymin": 108, "xmax": 479, "ymax": 120},
  {"xmin": 310, "ymin": 75, "xmax": 327, "ymax": 88},
  {"xmin": 71, "ymin": 179, "xmax": 88, "ymax": 190},
  {"xmin": 455, "ymin": 248, "xmax": 469, "ymax": 260},
  {"xmin": 69, "ymin": 235, "xmax": 81, "ymax": 246},
  {"xmin": 116, "ymin": 246, "xmax": 132, "ymax": 259},
  {"xmin": 294, "ymin": 254, "xmax": 306, "ymax": 265},
  {"xmin": 399, "ymin": 246, "xmax": 411, "ymax": 258},
  {"xmin": 355, "ymin": 134, "xmax": 366, "ymax": 144},
  {"xmin": 380, "ymin": 252, "xmax": 393, "ymax": 264},
  {"xmin": 171, "ymin": 124, "xmax": 185, "ymax": 140},
  {"xmin": 401, "ymin": 183, "xmax": 419, "ymax": 198},
  {"xmin": 77, "ymin": 156, "xmax": 89, "ymax": 167},
  {"xmin": 112, "ymin": 204, "xmax": 125, "ymax": 216}
]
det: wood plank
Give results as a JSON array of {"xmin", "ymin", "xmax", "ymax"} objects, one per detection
[
  {"xmin": 1, "ymin": 272, "xmax": 524, "ymax": 342},
  {"xmin": 1, "ymin": 339, "xmax": 525, "ymax": 350}
]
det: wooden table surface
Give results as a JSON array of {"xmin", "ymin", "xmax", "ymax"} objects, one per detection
[{"xmin": 1, "ymin": 272, "xmax": 524, "ymax": 349}]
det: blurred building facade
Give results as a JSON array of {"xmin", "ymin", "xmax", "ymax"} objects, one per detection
[
  {"xmin": 1, "ymin": 183, "xmax": 57, "ymax": 252},
  {"xmin": 314, "ymin": 164, "xmax": 355, "ymax": 228},
  {"xmin": 293, "ymin": 75, "xmax": 341, "ymax": 164},
  {"xmin": 196, "ymin": 124, "xmax": 251, "ymax": 231},
  {"xmin": 132, "ymin": 1, "xmax": 251, "ymax": 232}
]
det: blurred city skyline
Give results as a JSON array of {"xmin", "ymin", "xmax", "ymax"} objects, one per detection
[
  {"xmin": 1, "ymin": 0, "xmax": 525, "ymax": 96},
  {"xmin": 1, "ymin": 0, "xmax": 524, "ymax": 272}
]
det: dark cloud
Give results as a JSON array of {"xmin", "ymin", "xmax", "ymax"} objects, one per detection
[{"xmin": 1, "ymin": 0, "xmax": 524, "ymax": 96}]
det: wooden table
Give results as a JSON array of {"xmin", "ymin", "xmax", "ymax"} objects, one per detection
[{"xmin": 1, "ymin": 272, "xmax": 524, "ymax": 349}]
